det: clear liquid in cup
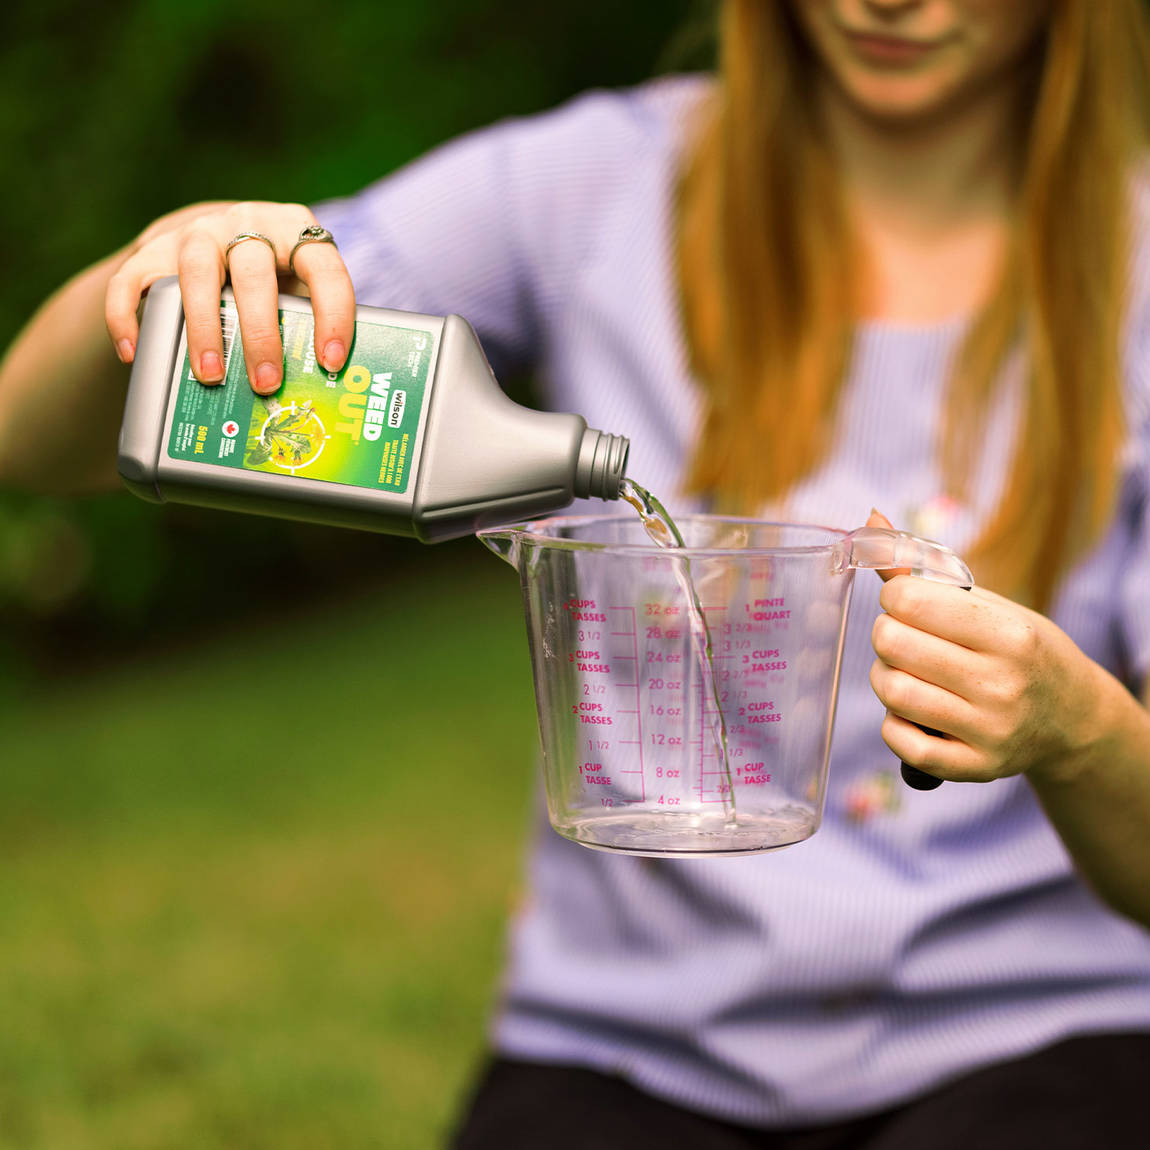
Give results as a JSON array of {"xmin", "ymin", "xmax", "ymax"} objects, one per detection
[
  {"xmin": 566, "ymin": 806, "xmax": 817, "ymax": 857},
  {"xmin": 618, "ymin": 478, "xmax": 738, "ymax": 829}
]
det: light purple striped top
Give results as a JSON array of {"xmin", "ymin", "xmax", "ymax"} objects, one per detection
[{"xmin": 315, "ymin": 76, "xmax": 1150, "ymax": 1126}]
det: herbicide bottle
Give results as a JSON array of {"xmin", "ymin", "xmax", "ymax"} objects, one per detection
[{"xmin": 118, "ymin": 277, "xmax": 630, "ymax": 540}]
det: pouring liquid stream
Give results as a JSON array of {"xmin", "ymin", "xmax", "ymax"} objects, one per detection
[{"xmin": 618, "ymin": 479, "xmax": 738, "ymax": 825}]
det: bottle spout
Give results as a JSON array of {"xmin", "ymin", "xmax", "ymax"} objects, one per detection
[
  {"xmin": 476, "ymin": 525, "xmax": 523, "ymax": 568},
  {"xmin": 575, "ymin": 429, "xmax": 630, "ymax": 500}
]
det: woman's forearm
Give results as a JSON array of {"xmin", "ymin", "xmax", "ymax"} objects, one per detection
[
  {"xmin": 1027, "ymin": 667, "xmax": 1150, "ymax": 929},
  {"xmin": 0, "ymin": 202, "xmax": 240, "ymax": 494},
  {"xmin": 0, "ymin": 250, "xmax": 132, "ymax": 492}
]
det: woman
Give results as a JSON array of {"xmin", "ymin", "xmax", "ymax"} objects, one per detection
[{"xmin": 2, "ymin": 1, "xmax": 1150, "ymax": 1146}]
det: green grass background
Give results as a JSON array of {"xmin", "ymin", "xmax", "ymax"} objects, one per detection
[{"xmin": 0, "ymin": 555, "xmax": 538, "ymax": 1148}]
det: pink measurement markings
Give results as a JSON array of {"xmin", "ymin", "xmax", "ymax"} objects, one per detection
[
  {"xmin": 611, "ymin": 641, "xmax": 636, "ymax": 689},
  {"xmin": 608, "ymin": 606, "xmax": 645, "ymax": 800},
  {"xmin": 696, "ymin": 607, "xmax": 732, "ymax": 805},
  {"xmin": 611, "ymin": 643, "xmax": 636, "ymax": 689}
]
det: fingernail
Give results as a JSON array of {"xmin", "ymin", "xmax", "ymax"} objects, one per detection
[
  {"xmin": 255, "ymin": 362, "xmax": 281, "ymax": 393},
  {"xmin": 323, "ymin": 341, "xmax": 346, "ymax": 371},
  {"xmin": 117, "ymin": 338, "xmax": 135, "ymax": 363},
  {"xmin": 201, "ymin": 351, "xmax": 223, "ymax": 380}
]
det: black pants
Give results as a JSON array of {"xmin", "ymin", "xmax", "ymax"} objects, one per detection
[{"xmin": 451, "ymin": 1033, "xmax": 1150, "ymax": 1150}]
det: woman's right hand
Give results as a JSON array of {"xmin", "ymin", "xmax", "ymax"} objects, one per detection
[{"xmin": 106, "ymin": 200, "xmax": 356, "ymax": 394}]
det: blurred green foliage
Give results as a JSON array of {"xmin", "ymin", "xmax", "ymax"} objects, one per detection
[{"xmin": 0, "ymin": 0, "xmax": 711, "ymax": 660}]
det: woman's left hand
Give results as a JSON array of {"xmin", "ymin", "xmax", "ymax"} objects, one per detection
[
  {"xmin": 868, "ymin": 576, "xmax": 1111, "ymax": 784},
  {"xmin": 866, "ymin": 517, "xmax": 1150, "ymax": 924}
]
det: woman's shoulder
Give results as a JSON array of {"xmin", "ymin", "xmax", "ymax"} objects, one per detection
[
  {"xmin": 312, "ymin": 75, "xmax": 712, "ymax": 363},
  {"xmin": 480, "ymin": 72, "xmax": 713, "ymax": 193},
  {"xmin": 388, "ymin": 74, "xmax": 712, "ymax": 281},
  {"xmin": 395, "ymin": 72, "xmax": 712, "ymax": 188},
  {"xmin": 320, "ymin": 74, "xmax": 712, "ymax": 250},
  {"xmin": 505, "ymin": 73, "xmax": 712, "ymax": 149}
]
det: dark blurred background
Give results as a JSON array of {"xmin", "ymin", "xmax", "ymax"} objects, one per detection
[{"xmin": 0, "ymin": 4, "xmax": 713, "ymax": 1148}]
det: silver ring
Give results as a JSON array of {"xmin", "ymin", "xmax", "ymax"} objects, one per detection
[
  {"xmin": 224, "ymin": 232, "xmax": 278, "ymax": 266},
  {"xmin": 289, "ymin": 225, "xmax": 337, "ymax": 276}
]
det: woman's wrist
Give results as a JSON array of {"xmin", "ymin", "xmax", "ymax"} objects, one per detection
[{"xmin": 1026, "ymin": 660, "xmax": 1143, "ymax": 791}]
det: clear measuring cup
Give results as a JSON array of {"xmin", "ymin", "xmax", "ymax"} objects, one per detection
[{"xmin": 479, "ymin": 515, "xmax": 973, "ymax": 858}]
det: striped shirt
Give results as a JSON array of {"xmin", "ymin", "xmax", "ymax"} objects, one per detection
[{"xmin": 315, "ymin": 76, "xmax": 1150, "ymax": 1126}]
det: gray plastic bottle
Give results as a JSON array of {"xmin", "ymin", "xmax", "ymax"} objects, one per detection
[{"xmin": 118, "ymin": 276, "xmax": 629, "ymax": 540}]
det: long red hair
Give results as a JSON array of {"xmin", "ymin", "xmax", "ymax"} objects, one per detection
[{"xmin": 677, "ymin": 0, "xmax": 1150, "ymax": 610}]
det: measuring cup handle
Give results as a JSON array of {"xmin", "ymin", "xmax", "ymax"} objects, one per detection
[
  {"xmin": 898, "ymin": 584, "xmax": 973, "ymax": 790},
  {"xmin": 842, "ymin": 527, "xmax": 974, "ymax": 792}
]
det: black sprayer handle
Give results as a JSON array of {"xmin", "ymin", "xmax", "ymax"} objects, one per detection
[
  {"xmin": 899, "ymin": 583, "xmax": 972, "ymax": 791},
  {"xmin": 901, "ymin": 755, "xmax": 945, "ymax": 790}
]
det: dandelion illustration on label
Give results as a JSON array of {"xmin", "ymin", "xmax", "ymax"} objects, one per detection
[{"xmin": 246, "ymin": 400, "xmax": 329, "ymax": 473}]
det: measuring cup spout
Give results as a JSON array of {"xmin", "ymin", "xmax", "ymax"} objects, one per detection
[
  {"xmin": 476, "ymin": 525, "xmax": 523, "ymax": 568},
  {"xmin": 836, "ymin": 527, "xmax": 973, "ymax": 587}
]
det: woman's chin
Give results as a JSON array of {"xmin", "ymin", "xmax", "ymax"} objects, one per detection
[{"xmin": 830, "ymin": 70, "xmax": 977, "ymax": 129}]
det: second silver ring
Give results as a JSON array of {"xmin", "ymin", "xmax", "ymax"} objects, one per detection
[{"xmin": 288, "ymin": 225, "xmax": 338, "ymax": 276}]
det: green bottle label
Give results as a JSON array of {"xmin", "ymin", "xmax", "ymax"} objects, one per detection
[{"xmin": 166, "ymin": 301, "xmax": 433, "ymax": 494}]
